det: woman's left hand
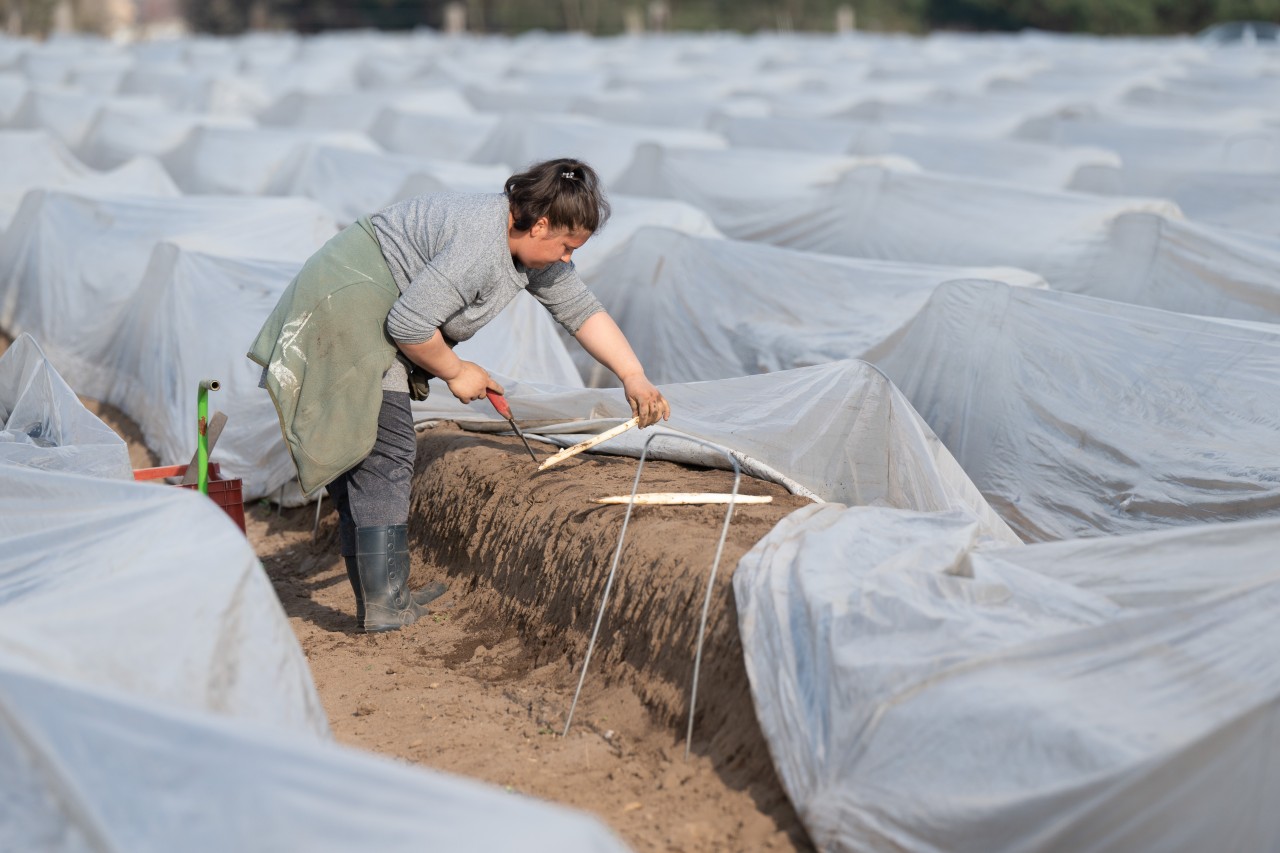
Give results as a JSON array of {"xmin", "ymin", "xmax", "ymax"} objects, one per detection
[{"xmin": 623, "ymin": 374, "xmax": 671, "ymax": 428}]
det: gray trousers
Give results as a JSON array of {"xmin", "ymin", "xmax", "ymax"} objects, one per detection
[{"xmin": 327, "ymin": 391, "xmax": 416, "ymax": 557}]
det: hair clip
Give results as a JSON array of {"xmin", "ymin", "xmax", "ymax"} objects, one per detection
[{"xmin": 562, "ymin": 171, "xmax": 575, "ymax": 179}]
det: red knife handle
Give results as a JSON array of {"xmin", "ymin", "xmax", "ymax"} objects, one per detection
[{"xmin": 486, "ymin": 389, "xmax": 512, "ymax": 419}]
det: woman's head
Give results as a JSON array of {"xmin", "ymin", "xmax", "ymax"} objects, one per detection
[{"xmin": 505, "ymin": 158, "xmax": 610, "ymax": 235}]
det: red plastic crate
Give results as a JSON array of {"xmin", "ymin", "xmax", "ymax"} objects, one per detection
[{"xmin": 133, "ymin": 461, "xmax": 247, "ymax": 533}]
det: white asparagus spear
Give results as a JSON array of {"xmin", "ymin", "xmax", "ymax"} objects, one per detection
[
  {"xmin": 593, "ymin": 493, "xmax": 773, "ymax": 506},
  {"xmin": 537, "ymin": 416, "xmax": 640, "ymax": 471}
]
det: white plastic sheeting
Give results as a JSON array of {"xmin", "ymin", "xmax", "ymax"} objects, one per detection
[
  {"xmin": 469, "ymin": 113, "xmax": 727, "ymax": 182},
  {"xmin": 0, "ymin": 333, "xmax": 131, "ymax": 480},
  {"xmin": 577, "ymin": 227, "xmax": 1043, "ymax": 385},
  {"xmin": 264, "ymin": 144, "xmax": 508, "ymax": 226},
  {"xmin": 736, "ymin": 504, "xmax": 1280, "ymax": 852},
  {"xmin": 0, "ymin": 191, "xmax": 336, "ymax": 396},
  {"xmin": 160, "ymin": 125, "xmax": 381, "ymax": 195},
  {"xmin": 1015, "ymin": 107, "xmax": 1280, "ymax": 172},
  {"xmin": 0, "ymin": 383, "xmax": 630, "ymax": 852},
  {"xmin": 256, "ymin": 87, "xmax": 475, "ymax": 131},
  {"xmin": 99, "ymin": 242, "xmax": 307, "ymax": 500},
  {"xmin": 117, "ymin": 63, "xmax": 273, "ymax": 114},
  {"xmin": 613, "ymin": 142, "xmax": 911, "ymax": 222},
  {"xmin": 3, "ymin": 27, "xmax": 1280, "ymax": 850},
  {"xmin": 572, "ymin": 91, "xmax": 769, "ymax": 130},
  {"xmin": 716, "ymin": 115, "xmax": 1120, "ymax": 188},
  {"xmin": 618, "ymin": 149, "xmax": 1280, "ymax": 323},
  {"xmin": 869, "ymin": 279, "xmax": 1280, "ymax": 541},
  {"xmin": 423, "ymin": 360, "xmax": 1020, "ymax": 544},
  {"xmin": 0, "ymin": 463, "xmax": 329, "ymax": 736},
  {"xmin": 0, "ymin": 129, "xmax": 180, "ymax": 230},
  {"xmin": 1069, "ymin": 164, "xmax": 1280, "ymax": 237},
  {"xmin": 76, "ymin": 105, "xmax": 255, "ymax": 170},
  {"xmin": 0, "ymin": 662, "xmax": 632, "ymax": 852},
  {"xmin": 6, "ymin": 87, "xmax": 161, "ymax": 149},
  {"xmin": 568, "ymin": 196, "xmax": 723, "ymax": 279},
  {"xmin": 369, "ymin": 106, "xmax": 500, "ymax": 161}
]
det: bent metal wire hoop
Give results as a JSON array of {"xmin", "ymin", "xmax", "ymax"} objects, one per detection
[{"xmin": 562, "ymin": 432, "xmax": 742, "ymax": 760}]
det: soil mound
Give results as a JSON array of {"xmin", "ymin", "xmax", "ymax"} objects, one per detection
[{"xmin": 410, "ymin": 424, "xmax": 812, "ymax": 786}]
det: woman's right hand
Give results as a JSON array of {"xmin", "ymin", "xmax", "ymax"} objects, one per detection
[{"xmin": 445, "ymin": 361, "xmax": 503, "ymax": 404}]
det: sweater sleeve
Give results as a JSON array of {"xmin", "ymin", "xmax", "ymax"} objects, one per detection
[
  {"xmin": 526, "ymin": 262, "xmax": 605, "ymax": 334},
  {"xmin": 385, "ymin": 261, "xmax": 467, "ymax": 344}
]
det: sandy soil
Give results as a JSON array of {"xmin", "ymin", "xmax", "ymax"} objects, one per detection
[{"xmin": 1, "ymin": 319, "xmax": 815, "ymax": 853}]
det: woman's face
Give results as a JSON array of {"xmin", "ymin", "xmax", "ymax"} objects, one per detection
[{"xmin": 510, "ymin": 217, "xmax": 591, "ymax": 270}]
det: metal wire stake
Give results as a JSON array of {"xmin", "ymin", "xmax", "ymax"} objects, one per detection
[{"xmin": 562, "ymin": 433, "xmax": 742, "ymax": 763}]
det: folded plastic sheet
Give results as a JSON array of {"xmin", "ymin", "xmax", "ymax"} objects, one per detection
[
  {"xmin": 0, "ymin": 333, "xmax": 131, "ymax": 480},
  {"xmin": 735, "ymin": 504, "xmax": 1280, "ymax": 852},
  {"xmin": 424, "ymin": 360, "xmax": 1020, "ymax": 544},
  {"xmin": 869, "ymin": 280, "xmax": 1280, "ymax": 541},
  {"xmin": 0, "ymin": 190, "xmax": 337, "ymax": 395},
  {"xmin": 577, "ymin": 227, "xmax": 1043, "ymax": 385},
  {"xmin": 0, "ymin": 462, "xmax": 328, "ymax": 736}
]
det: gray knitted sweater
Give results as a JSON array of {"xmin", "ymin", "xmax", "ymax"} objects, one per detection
[{"xmin": 370, "ymin": 192, "xmax": 604, "ymax": 390}]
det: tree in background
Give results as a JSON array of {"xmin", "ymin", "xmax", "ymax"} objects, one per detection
[
  {"xmin": 173, "ymin": 0, "xmax": 1278, "ymax": 36},
  {"xmin": 3, "ymin": 0, "xmax": 127, "ymax": 36},
  {"xmin": 927, "ymin": 0, "xmax": 1280, "ymax": 34},
  {"xmin": 2, "ymin": 0, "xmax": 58, "ymax": 35}
]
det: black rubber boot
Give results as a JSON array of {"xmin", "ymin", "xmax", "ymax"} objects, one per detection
[
  {"xmin": 344, "ymin": 555, "xmax": 365, "ymax": 627},
  {"xmin": 355, "ymin": 525, "xmax": 424, "ymax": 633},
  {"xmin": 388, "ymin": 525, "xmax": 448, "ymax": 609},
  {"xmin": 347, "ymin": 528, "xmax": 448, "ymax": 630}
]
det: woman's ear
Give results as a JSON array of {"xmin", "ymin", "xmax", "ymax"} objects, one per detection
[{"xmin": 530, "ymin": 216, "xmax": 550, "ymax": 236}]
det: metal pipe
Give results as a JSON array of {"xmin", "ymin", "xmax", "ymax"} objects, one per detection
[{"xmin": 197, "ymin": 379, "xmax": 220, "ymax": 495}]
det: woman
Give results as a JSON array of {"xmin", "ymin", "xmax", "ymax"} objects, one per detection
[{"xmin": 250, "ymin": 158, "xmax": 670, "ymax": 633}]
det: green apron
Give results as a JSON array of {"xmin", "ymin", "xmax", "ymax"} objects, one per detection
[{"xmin": 248, "ymin": 217, "xmax": 400, "ymax": 495}]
